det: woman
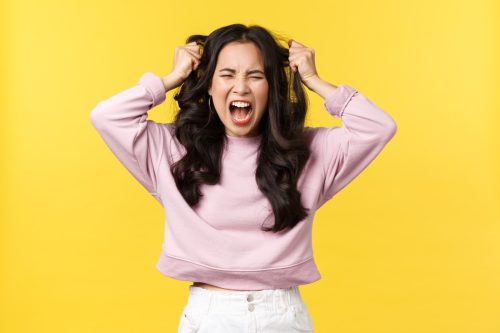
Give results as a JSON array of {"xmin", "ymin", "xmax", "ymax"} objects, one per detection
[{"xmin": 90, "ymin": 23, "xmax": 397, "ymax": 332}]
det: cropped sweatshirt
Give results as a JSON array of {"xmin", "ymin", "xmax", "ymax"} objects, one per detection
[{"xmin": 89, "ymin": 72, "xmax": 397, "ymax": 290}]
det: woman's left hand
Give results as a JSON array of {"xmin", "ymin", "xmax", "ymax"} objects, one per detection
[{"xmin": 288, "ymin": 39, "xmax": 320, "ymax": 89}]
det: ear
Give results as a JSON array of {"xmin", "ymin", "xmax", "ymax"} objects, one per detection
[{"xmin": 208, "ymin": 82, "xmax": 212, "ymax": 96}]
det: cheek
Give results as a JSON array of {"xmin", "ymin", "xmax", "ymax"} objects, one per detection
[
  {"xmin": 258, "ymin": 90, "xmax": 269, "ymax": 107},
  {"xmin": 211, "ymin": 79, "xmax": 227, "ymax": 94},
  {"xmin": 254, "ymin": 83, "xmax": 269, "ymax": 103}
]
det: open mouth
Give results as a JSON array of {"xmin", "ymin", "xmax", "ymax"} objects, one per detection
[{"xmin": 229, "ymin": 103, "xmax": 253, "ymax": 122}]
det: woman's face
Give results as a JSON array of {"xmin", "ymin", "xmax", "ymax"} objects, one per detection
[{"xmin": 208, "ymin": 41, "xmax": 269, "ymax": 138}]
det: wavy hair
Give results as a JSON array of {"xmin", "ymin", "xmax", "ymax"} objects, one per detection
[{"xmin": 171, "ymin": 23, "xmax": 311, "ymax": 233}]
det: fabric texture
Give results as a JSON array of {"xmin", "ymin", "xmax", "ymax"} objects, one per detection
[
  {"xmin": 178, "ymin": 286, "xmax": 313, "ymax": 332},
  {"xmin": 89, "ymin": 72, "xmax": 397, "ymax": 290}
]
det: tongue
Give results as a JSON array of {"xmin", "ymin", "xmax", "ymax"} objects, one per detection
[{"xmin": 232, "ymin": 107, "xmax": 250, "ymax": 120}]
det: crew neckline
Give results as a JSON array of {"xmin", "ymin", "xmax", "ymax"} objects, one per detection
[{"xmin": 224, "ymin": 133, "xmax": 263, "ymax": 146}]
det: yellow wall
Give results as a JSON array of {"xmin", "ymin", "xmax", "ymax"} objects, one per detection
[{"xmin": 1, "ymin": 0, "xmax": 499, "ymax": 332}]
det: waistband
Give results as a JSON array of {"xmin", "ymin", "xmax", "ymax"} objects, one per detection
[{"xmin": 185, "ymin": 285, "xmax": 305, "ymax": 315}]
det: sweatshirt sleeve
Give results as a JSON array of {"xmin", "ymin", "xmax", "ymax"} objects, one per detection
[
  {"xmin": 89, "ymin": 72, "xmax": 167, "ymax": 205},
  {"xmin": 315, "ymin": 84, "xmax": 397, "ymax": 207}
]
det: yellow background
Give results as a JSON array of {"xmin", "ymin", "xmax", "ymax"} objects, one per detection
[{"xmin": 1, "ymin": 0, "xmax": 499, "ymax": 332}]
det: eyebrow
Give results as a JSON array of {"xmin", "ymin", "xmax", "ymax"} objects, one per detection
[{"xmin": 219, "ymin": 68, "xmax": 265, "ymax": 75}]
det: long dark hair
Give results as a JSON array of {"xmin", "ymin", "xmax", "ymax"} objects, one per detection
[{"xmin": 171, "ymin": 23, "xmax": 311, "ymax": 233}]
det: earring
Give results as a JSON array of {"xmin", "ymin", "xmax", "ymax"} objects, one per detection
[
  {"xmin": 208, "ymin": 95, "xmax": 213, "ymax": 113},
  {"xmin": 203, "ymin": 95, "xmax": 214, "ymax": 129}
]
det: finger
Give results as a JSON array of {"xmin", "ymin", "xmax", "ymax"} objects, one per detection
[
  {"xmin": 185, "ymin": 48, "xmax": 201, "ymax": 59},
  {"xmin": 288, "ymin": 53, "xmax": 308, "ymax": 63},
  {"xmin": 183, "ymin": 47, "xmax": 201, "ymax": 60},
  {"xmin": 289, "ymin": 39, "xmax": 306, "ymax": 48},
  {"xmin": 289, "ymin": 52, "xmax": 313, "ymax": 65},
  {"xmin": 185, "ymin": 43, "xmax": 200, "ymax": 52},
  {"xmin": 185, "ymin": 45, "xmax": 201, "ymax": 54},
  {"xmin": 289, "ymin": 47, "xmax": 309, "ymax": 57},
  {"xmin": 288, "ymin": 49, "xmax": 310, "ymax": 58},
  {"xmin": 186, "ymin": 43, "xmax": 200, "ymax": 50},
  {"xmin": 288, "ymin": 48, "xmax": 307, "ymax": 59}
]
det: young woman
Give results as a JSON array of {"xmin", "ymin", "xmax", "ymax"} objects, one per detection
[{"xmin": 90, "ymin": 23, "xmax": 397, "ymax": 333}]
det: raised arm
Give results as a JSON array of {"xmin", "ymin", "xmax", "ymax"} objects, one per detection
[
  {"xmin": 89, "ymin": 72, "xmax": 168, "ymax": 204},
  {"xmin": 288, "ymin": 39, "xmax": 397, "ymax": 207},
  {"xmin": 314, "ymin": 84, "xmax": 397, "ymax": 206},
  {"xmin": 89, "ymin": 42, "xmax": 201, "ymax": 205}
]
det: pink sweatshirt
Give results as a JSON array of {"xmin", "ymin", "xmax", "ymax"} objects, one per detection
[{"xmin": 90, "ymin": 72, "xmax": 397, "ymax": 290}]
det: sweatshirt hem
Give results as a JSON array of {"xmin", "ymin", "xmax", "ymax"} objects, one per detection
[{"xmin": 155, "ymin": 251, "xmax": 321, "ymax": 290}]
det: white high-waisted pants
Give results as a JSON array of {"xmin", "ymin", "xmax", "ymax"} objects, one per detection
[{"xmin": 177, "ymin": 285, "xmax": 314, "ymax": 333}]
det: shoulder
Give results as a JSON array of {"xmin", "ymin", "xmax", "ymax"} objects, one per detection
[
  {"xmin": 303, "ymin": 125, "xmax": 341, "ymax": 146},
  {"xmin": 146, "ymin": 121, "xmax": 176, "ymax": 137},
  {"xmin": 154, "ymin": 122, "xmax": 186, "ymax": 164}
]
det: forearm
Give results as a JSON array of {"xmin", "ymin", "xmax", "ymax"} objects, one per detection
[
  {"xmin": 161, "ymin": 72, "xmax": 185, "ymax": 92},
  {"xmin": 303, "ymin": 75, "xmax": 338, "ymax": 100}
]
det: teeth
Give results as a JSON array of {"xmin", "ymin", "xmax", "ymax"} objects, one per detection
[{"xmin": 231, "ymin": 101, "xmax": 251, "ymax": 108}]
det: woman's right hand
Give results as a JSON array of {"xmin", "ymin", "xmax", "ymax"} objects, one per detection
[{"xmin": 162, "ymin": 41, "xmax": 201, "ymax": 91}]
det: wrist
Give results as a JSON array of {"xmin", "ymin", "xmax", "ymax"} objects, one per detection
[
  {"xmin": 303, "ymin": 75, "xmax": 322, "ymax": 91},
  {"xmin": 162, "ymin": 72, "xmax": 184, "ymax": 91},
  {"xmin": 304, "ymin": 75, "xmax": 338, "ymax": 99}
]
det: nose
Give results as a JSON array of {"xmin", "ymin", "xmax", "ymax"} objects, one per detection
[{"xmin": 232, "ymin": 76, "xmax": 251, "ymax": 95}]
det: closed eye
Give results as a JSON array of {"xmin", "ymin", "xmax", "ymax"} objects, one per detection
[{"xmin": 220, "ymin": 75, "xmax": 264, "ymax": 79}]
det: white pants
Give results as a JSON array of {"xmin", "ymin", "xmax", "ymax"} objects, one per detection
[{"xmin": 177, "ymin": 285, "xmax": 314, "ymax": 333}]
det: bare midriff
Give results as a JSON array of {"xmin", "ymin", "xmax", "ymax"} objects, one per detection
[{"xmin": 191, "ymin": 282, "xmax": 257, "ymax": 292}]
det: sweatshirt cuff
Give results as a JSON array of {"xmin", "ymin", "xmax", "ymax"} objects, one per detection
[
  {"xmin": 137, "ymin": 72, "xmax": 167, "ymax": 107},
  {"xmin": 323, "ymin": 84, "xmax": 358, "ymax": 118}
]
